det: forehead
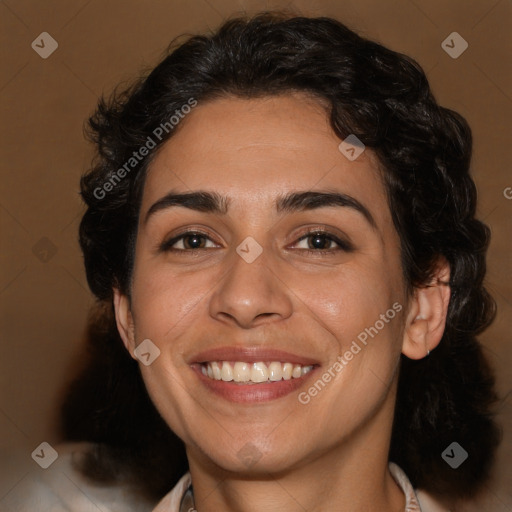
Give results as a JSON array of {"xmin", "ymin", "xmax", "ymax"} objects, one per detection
[{"xmin": 141, "ymin": 94, "xmax": 389, "ymax": 222}]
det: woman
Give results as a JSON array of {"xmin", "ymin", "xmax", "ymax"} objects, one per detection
[{"xmin": 61, "ymin": 12, "xmax": 500, "ymax": 512}]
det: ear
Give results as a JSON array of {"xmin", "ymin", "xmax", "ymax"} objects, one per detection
[
  {"xmin": 402, "ymin": 259, "xmax": 451, "ymax": 360},
  {"xmin": 113, "ymin": 288, "xmax": 136, "ymax": 357}
]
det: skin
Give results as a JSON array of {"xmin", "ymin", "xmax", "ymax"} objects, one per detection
[{"xmin": 114, "ymin": 93, "xmax": 450, "ymax": 512}]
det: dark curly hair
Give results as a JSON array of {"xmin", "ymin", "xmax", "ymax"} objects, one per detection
[{"xmin": 62, "ymin": 12, "xmax": 501, "ymax": 505}]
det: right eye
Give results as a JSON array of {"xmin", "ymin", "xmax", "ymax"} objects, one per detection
[{"xmin": 160, "ymin": 231, "xmax": 220, "ymax": 252}]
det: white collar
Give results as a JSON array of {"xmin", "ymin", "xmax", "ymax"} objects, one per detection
[{"xmin": 152, "ymin": 462, "xmax": 449, "ymax": 512}]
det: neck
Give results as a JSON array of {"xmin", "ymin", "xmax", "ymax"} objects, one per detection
[{"xmin": 186, "ymin": 387, "xmax": 406, "ymax": 512}]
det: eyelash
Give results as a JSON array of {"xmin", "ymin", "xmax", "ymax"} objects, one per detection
[
  {"xmin": 160, "ymin": 229, "xmax": 218, "ymax": 254},
  {"xmin": 160, "ymin": 228, "xmax": 353, "ymax": 256},
  {"xmin": 295, "ymin": 229, "xmax": 353, "ymax": 255}
]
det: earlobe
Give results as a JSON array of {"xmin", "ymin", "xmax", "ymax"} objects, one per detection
[
  {"xmin": 402, "ymin": 260, "xmax": 451, "ymax": 360},
  {"xmin": 113, "ymin": 288, "xmax": 136, "ymax": 356}
]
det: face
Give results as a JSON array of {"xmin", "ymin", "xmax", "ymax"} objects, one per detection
[{"xmin": 116, "ymin": 94, "xmax": 411, "ymax": 475}]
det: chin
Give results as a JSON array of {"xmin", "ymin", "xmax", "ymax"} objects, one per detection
[{"xmin": 195, "ymin": 437, "xmax": 308, "ymax": 475}]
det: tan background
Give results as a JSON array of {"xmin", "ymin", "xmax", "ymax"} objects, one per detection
[{"xmin": 1, "ymin": 0, "xmax": 511, "ymax": 509}]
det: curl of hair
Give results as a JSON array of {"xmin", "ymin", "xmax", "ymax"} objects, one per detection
[{"xmin": 65, "ymin": 12, "xmax": 501, "ymax": 503}]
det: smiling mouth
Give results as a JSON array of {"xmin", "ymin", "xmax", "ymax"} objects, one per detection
[{"xmin": 200, "ymin": 361, "xmax": 314, "ymax": 384}]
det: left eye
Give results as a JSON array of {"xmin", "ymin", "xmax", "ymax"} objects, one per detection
[{"xmin": 294, "ymin": 232, "xmax": 345, "ymax": 251}]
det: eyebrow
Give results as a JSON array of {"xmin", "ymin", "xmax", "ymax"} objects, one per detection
[
  {"xmin": 276, "ymin": 190, "xmax": 376, "ymax": 228},
  {"xmin": 144, "ymin": 190, "xmax": 376, "ymax": 228}
]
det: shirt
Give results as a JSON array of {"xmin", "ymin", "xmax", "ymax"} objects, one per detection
[
  {"xmin": 0, "ymin": 443, "xmax": 449, "ymax": 512},
  {"xmin": 151, "ymin": 463, "xmax": 449, "ymax": 512}
]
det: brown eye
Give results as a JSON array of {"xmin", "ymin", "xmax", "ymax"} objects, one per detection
[
  {"xmin": 160, "ymin": 231, "xmax": 218, "ymax": 252},
  {"xmin": 181, "ymin": 233, "xmax": 207, "ymax": 249},
  {"xmin": 294, "ymin": 231, "xmax": 352, "ymax": 253},
  {"xmin": 306, "ymin": 233, "xmax": 336, "ymax": 250}
]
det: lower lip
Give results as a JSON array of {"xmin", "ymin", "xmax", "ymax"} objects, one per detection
[{"xmin": 193, "ymin": 366, "xmax": 318, "ymax": 403}]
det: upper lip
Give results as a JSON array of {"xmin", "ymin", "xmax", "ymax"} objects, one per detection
[{"xmin": 190, "ymin": 346, "xmax": 320, "ymax": 366}]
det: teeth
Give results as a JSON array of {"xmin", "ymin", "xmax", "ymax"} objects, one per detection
[
  {"xmin": 211, "ymin": 362, "xmax": 221, "ymax": 380},
  {"xmin": 268, "ymin": 362, "xmax": 282, "ymax": 381},
  {"xmin": 302, "ymin": 365, "xmax": 313, "ymax": 376},
  {"xmin": 282, "ymin": 363, "xmax": 293, "ymax": 380},
  {"xmin": 201, "ymin": 361, "xmax": 313, "ymax": 383},
  {"xmin": 292, "ymin": 364, "xmax": 302, "ymax": 378},
  {"xmin": 251, "ymin": 362, "xmax": 268, "ymax": 383},
  {"xmin": 221, "ymin": 361, "xmax": 233, "ymax": 381},
  {"xmin": 233, "ymin": 362, "xmax": 251, "ymax": 382}
]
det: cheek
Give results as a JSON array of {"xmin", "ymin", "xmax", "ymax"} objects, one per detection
[
  {"xmin": 290, "ymin": 262, "xmax": 403, "ymax": 344},
  {"xmin": 130, "ymin": 261, "xmax": 215, "ymax": 341},
  {"xmin": 288, "ymin": 259, "xmax": 406, "ymax": 416},
  {"xmin": 293, "ymin": 269, "xmax": 404, "ymax": 440}
]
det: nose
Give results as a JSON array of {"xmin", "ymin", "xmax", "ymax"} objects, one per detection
[{"xmin": 208, "ymin": 245, "xmax": 293, "ymax": 329}]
